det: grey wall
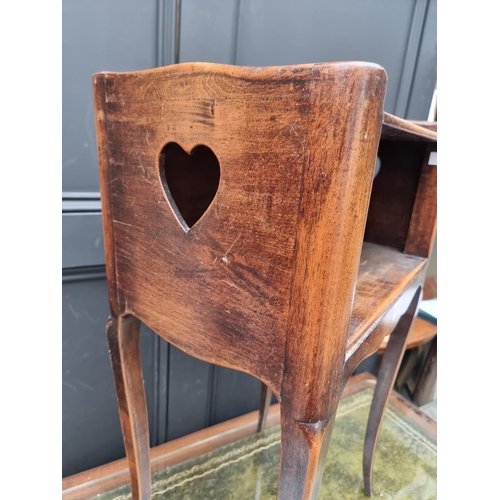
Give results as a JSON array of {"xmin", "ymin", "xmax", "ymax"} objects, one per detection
[{"xmin": 62, "ymin": 0, "xmax": 436, "ymax": 477}]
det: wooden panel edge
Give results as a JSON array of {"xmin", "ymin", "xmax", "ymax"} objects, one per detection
[
  {"xmin": 382, "ymin": 112, "xmax": 437, "ymax": 141},
  {"xmin": 404, "ymin": 143, "xmax": 437, "ymax": 257}
]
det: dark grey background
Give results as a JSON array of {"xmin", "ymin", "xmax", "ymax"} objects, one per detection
[{"xmin": 62, "ymin": 0, "xmax": 436, "ymax": 477}]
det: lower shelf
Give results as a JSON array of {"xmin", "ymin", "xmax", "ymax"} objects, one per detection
[{"xmin": 347, "ymin": 242, "xmax": 427, "ymax": 357}]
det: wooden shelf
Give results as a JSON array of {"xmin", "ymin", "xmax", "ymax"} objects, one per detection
[{"xmin": 347, "ymin": 242, "xmax": 427, "ymax": 357}]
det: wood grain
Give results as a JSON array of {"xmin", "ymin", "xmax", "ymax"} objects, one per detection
[
  {"xmin": 106, "ymin": 316, "xmax": 151, "ymax": 500},
  {"xmin": 276, "ymin": 65, "xmax": 387, "ymax": 499},
  {"xmin": 382, "ymin": 113, "xmax": 437, "ymax": 141},
  {"xmin": 93, "ymin": 61, "xmax": 437, "ymax": 500},
  {"xmin": 95, "ymin": 64, "xmax": 318, "ymax": 397},
  {"xmin": 364, "ymin": 140, "xmax": 428, "ymax": 251},
  {"xmin": 405, "ymin": 143, "xmax": 438, "ymax": 257},
  {"xmin": 347, "ymin": 243, "xmax": 427, "ymax": 356}
]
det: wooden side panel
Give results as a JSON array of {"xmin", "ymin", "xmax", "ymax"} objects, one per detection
[
  {"xmin": 364, "ymin": 140, "xmax": 427, "ymax": 251},
  {"xmin": 97, "ymin": 63, "xmax": 322, "ymax": 395},
  {"xmin": 405, "ymin": 144, "xmax": 437, "ymax": 257}
]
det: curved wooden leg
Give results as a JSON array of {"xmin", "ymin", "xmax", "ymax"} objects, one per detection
[
  {"xmin": 363, "ymin": 287, "xmax": 422, "ymax": 496},
  {"xmin": 107, "ymin": 315, "xmax": 151, "ymax": 500},
  {"xmin": 277, "ymin": 409, "xmax": 335, "ymax": 500},
  {"xmin": 257, "ymin": 382, "xmax": 272, "ymax": 432},
  {"xmin": 277, "ymin": 374, "xmax": 348, "ymax": 500}
]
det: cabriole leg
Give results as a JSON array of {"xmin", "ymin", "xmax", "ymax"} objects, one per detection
[
  {"xmin": 107, "ymin": 315, "xmax": 151, "ymax": 500},
  {"xmin": 363, "ymin": 287, "xmax": 422, "ymax": 496}
]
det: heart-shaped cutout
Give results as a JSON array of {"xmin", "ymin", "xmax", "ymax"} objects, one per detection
[{"xmin": 159, "ymin": 142, "xmax": 221, "ymax": 231}]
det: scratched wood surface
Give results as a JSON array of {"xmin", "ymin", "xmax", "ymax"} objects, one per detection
[
  {"xmin": 95, "ymin": 62, "xmax": 388, "ymax": 397},
  {"xmin": 94, "ymin": 61, "xmax": 437, "ymax": 500}
]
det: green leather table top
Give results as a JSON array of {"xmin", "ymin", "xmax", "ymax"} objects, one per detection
[{"xmin": 94, "ymin": 388, "xmax": 436, "ymax": 500}]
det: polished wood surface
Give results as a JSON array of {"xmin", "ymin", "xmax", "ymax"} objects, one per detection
[
  {"xmin": 381, "ymin": 112, "xmax": 437, "ymax": 141},
  {"xmin": 93, "ymin": 61, "xmax": 437, "ymax": 499},
  {"xmin": 347, "ymin": 242, "xmax": 426, "ymax": 357},
  {"xmin": 95, "ymin": 61, "xmax": 386, "ymax": 397},
  {"xmin": 106, "ymin": 316, "xmax": 151, "ymax": 499},
  {"xmin": 405, "ymin": 143, "xmax": 437, "ymax": 258},
  {"xmin": 364, "ymin": 140, "xmax": 428, "ymax": 251},
  {"xmin": 408, "ymin": 120, "xmax": 437, "ymax": 133}
]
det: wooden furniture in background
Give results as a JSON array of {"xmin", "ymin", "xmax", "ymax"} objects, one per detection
[
  {"xmin": 410, "ymin": 334, "xmax": 437, "ymax": 405},
  {"xmin": 93, "ymin": 62, "xmax": 437, "ymax": 500},
  {"xmin": 381, "ymin": 316, "xmax": 437, "ymax": 406},
  {"xmin": 378, "ymin": 317, "xmax": 436, "ymax": 354},
  {"xmin": 378, "ymin": 274, "xmax": 437, "ymax": 406}
]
